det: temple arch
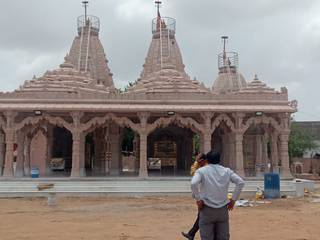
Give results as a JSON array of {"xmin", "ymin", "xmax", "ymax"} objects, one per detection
[
  {"xmin": 211, "ymin": 113, "xmax": 235, "ymax": 134},
  {"xmin": 147, "ymin": 121, "xmax": 198, "ymax": 176},
  {"xmin": 80, "ymin": 114, "xmax": 139, "ymax": 176},
  {"xmin": 242, "ymin": 118, "xmax": 280, "ymax": 177},
  {"xmin": 211, "ymin": 121, "xmax": 234, "ymax": 168}
]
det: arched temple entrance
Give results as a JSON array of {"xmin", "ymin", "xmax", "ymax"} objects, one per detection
[
  {"xmin": 83, "ymin": 120, "xmax": 138, "ymax": 177},
  {"xmin": 50, "ymin": 126, "xmax": 73, "ymax": 176},
  {"xmin": 243, "ymin": 123, "xmax": 278, "ymax": 177},
  {"xmin": 211, "ymin": 122, "xmax": 234, "ymax": 168},
  {"xmin": 148, "ymin": 124, "xmax": 195, "ymax": 176}
]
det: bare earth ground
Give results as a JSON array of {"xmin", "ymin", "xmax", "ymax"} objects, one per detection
[{"xmin": 0, "ymin": 194, "xmax": 319, "ymax": 240}]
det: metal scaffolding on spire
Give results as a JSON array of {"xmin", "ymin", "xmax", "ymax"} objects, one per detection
[{"xmin": 218, "ymin": 36, "xmax": 239, "ymax": 73}]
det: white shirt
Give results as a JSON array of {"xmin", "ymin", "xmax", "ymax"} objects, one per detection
[{"xmin": 191, "ymin": 164, "xmax": 245, "ymax": 208}]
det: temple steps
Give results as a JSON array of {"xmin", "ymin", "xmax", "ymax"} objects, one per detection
[{"xmin": 0, "ymin": 178, "xmax": 299, "ymax": 197}]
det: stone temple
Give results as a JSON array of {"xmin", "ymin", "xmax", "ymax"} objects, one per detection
[{"xmin": 0, "ymin": 2, "xmax": 297, "ymax": 179}]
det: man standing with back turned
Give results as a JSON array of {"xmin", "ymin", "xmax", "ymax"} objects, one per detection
[{"xmin": 191, "ymin": 151, "xmax": 245, "ymax": 240}]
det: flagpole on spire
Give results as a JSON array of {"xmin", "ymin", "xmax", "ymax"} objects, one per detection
[
  {"xmin": 155, "ymin": 1, "xmax": 163, "ymax": 70},
  {"xmin": 221, "ymin": 36, "xmax": 228, "ymax": 65},
  {"xmin": 82, "ymin": 1, "xmax": 89, "ymax": 21},
  {"xmin": 155, "ymin": 1, "xmax": 162, "ymax": 17}
]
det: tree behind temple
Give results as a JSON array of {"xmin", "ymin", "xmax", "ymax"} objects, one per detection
[{"xmin": 289, "ymin": 122, "xmax": 318, "ymax": 159}]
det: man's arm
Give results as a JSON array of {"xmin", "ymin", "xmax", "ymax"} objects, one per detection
[
  {"xmin": 191, "ymin": 170, "xmax": 202, "ymax": 201},
  {"xmin": 230, "ymin": 170, "xmax": 245, "ymax": 201},
  {"xmin": 191, "ymin": 170, "xmax": 204, "ymax": 210},
  {"xmin": 227, "ymin": 170, "xmax": 245, "ymax": 211}
]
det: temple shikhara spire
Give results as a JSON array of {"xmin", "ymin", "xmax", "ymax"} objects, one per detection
[
  {"xmin": 0, "ymin": 2, "xmax": 296, "ymax": 181},
  {"xmin": 128, "ymin": 1, "xmax": 209, "ymax": 93},
  {"xmin": 17, "ymin": 1, "xmax": 115, "ymax": 94}
]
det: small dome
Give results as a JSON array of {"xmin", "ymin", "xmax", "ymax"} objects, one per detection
[{"xmin": 212, "ymin": 70, "xmax": 247, "ymax": 94}]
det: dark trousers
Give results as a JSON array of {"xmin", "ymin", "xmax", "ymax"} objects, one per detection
[
  {"xmin": 199, "ymin": 205, "xmax": 229, "ymax": 240},
  {"xmin": 188, "ymin": 213, "xmax": 199, "ymax": 237}
]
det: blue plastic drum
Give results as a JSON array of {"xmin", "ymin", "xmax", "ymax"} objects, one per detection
[
  {"xmin": 264, "ymin": 173, "xmax": 280, "ymax": 199},
  {"xmin": 31, "ymin": 167, "xmax": 39, "ymax": 178}
]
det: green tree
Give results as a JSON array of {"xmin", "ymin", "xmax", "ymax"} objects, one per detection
[{"xmin": 288, "ymin": 122, "xmax": 317, "ymax": 159}]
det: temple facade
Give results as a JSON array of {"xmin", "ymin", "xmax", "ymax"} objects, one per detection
[{"xmin": 0, "ymin": 3, "xmax": 297, "ymax": 179}]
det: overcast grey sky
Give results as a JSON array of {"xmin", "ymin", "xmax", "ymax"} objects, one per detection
[{"xmin": 0, "ymin": 0, "xmax": 319, "ymax": 121}]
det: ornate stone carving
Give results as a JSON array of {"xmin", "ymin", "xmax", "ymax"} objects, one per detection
[
  {"xmin": 138, "ymin": 112, "xmax": 150, "ymax": 127},
  {"xmin": 14, "ymin": 115, "xmax": 73, "ymax": 132},
  {"xmin": 289, "ymin": 100, "xmax": 298, "ymax": 111},
  {"xmin": 241, "ymin": 115, "xmax": 281, "ymax": 133},
  {"xmin": 80, "ymin": 113, "xmax": 139, "ymax": 133},
  {"xmin": 146, "ymin": 115, "xmax": 203, "ymax": 135},
  {"xmin": 211, "ymin": 113, "xmax": 235, "ymax": 133}
]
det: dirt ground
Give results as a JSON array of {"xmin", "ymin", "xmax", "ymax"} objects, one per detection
[{"xmin": 0, "ymin": 194, "xmax": 319, "ymax": 240}]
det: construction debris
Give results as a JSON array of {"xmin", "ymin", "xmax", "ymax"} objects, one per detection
[
  {"xmin": 235, "ymin": 200, "xmax": 253, "ymax": 207},
  {"xmin": 37, "ymin": 183, "xmax": 54, "ymax": 191}
]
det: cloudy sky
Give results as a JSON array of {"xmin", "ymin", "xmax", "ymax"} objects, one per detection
[{"xmin": 0, "ymin": 0, "xmax": 319, "ymax": 121}]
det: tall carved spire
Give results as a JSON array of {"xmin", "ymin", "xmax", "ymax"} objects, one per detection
[
  {"xmin": 128, "ymin": 2, "xmax": 209, "ymax": 94},
  {"xmin": 67, "ymin": 1, "xmax": 114, "ymax": 88},
  {"xmin": 139, "ymin": 1, "xmax": 186, "ymax": 79}
]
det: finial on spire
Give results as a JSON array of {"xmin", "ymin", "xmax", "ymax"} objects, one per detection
[
  {"xmin": 155, "ymin": 1, "xmax": 162, "ymax": 17},
  {"xmin": 82, "ymin": 1, "xmax": 89, "ymax": 21},
  {"xmin": 221, "ymin": 36, "xmax": 228, "ymax": 62}
]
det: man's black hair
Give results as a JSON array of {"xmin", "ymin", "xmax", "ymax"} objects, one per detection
[
  {"xmin": 198, "ymin": 153, "xmax": 206, "ymax": 161},
  {"xmin": 206, "ymin": 151, "xmax": 220, "ymax": 164}
]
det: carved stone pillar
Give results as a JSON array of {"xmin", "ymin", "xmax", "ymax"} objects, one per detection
[
  {"xmin": 79, "ymin": 133, "xmax": 86, "ymax": 177},
  {"xmin": 201, "ymin": 112, "xmax": 213, "ymax": 153},
  {"xmin": 110, "ymin": 125, "xmax": 120, "ymax": 176},
  {"xmin": 70, "ymin": 112, "xmax": 83, "ymax": 178},
  {"xmin": 262, "ymin": 133, "xmax": 270, "ymax": 173},
  {"xmin": 279, "ymin": 131, "xmax": 292, "ymax": 178},
  {"xmin": 71, "ymin": 130, "xmax": 81, "ymax": 178},
  {"xmin": 134, "ymin": 134, "xmax": 140, "ymax": 174},
  {"xmin": 228, "ymin": 133, "xmax": 236, "ymax": 169},
  {"xmin": 138, "ymin": 112, "xmax": 150, "ymax": 178},
  {"xmin": 139, "ymin": 132, "xmax": 148, "ymax": 178},
  {"xmin": 0, "ymin": 133, "xmax": 5, "ymax": 176},
  {"xmin": 3, "ymin": 129, "xmax": 15, "ymax": 177},
  {"xmin": 24, "ymin": 136, "xmax": 31, "ymax": 177},
  {"xmin": 93, "ymin": 131, "xmax": 100, "ymax": 173},
  {"xmin": 234, "ymin": 131, "xmax": 245, "ymax": 177},
  {"xmin": 254, "ymin": 135, "xmax": 263, "ymax": 176},
  {"xmin": 270, "ymin": 133, "xmax": 279, "ymax": 172},
  {"xmin": 2, "ymin": 111, "xmax": 16, "ymax": 178},
  {"xmin": 199, "ymin": 134, "xmax": 204, "ymax": 153},
  {"xmin": 255, "ymin": 135, "xmax": 262, "ymax": 165},
  {"xmin": 203, "ymin": 132, "xmax": 212, "ymax": 154},
  {"xmin": 15, "ymin": 131, "xmax": 25, "ymax": 177},
  {"xmin": 46, "ymin": 125, "xmax": 53, "ymax": 175},
  {"xmin": 132, "ymin": 133, "xmax": 137, "ymax": 172}
]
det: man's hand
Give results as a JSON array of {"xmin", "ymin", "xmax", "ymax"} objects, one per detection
[
  {"xmin": 196, "ymin": 200, "xmax": 204, "ymax": 210},
  {"xmin": 227, "ymin": 199, "xmax": 235, "ymax": 211}
]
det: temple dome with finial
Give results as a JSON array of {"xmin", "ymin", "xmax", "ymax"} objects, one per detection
[
  {"xmin": 212, "ymin": 36, "xmax": 247, "ymax": 94},
  {"xmin": 128, "ymin": 1, "xmax": 209, "ymax": 94}
]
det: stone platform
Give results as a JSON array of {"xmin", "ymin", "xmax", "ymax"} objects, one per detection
[{"xmin": 0, "ymin": 177, "xmax": 300, "ymax": 198}]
